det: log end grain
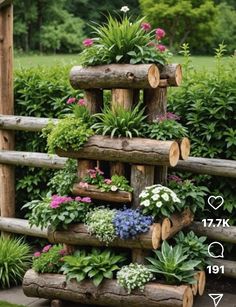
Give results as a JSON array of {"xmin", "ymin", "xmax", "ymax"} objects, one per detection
[
  {"xmin": 148, "ymin": 64, "xmax": 160, "ymax": 88},
  {"xmin": 183, "ymin": 286, "xmax": 194, "ymax": 307},
  {"xmin": 175, "ymin": 64, "xmax": 183, "ymax": 86},
  {"xmin": 161, "ymin": 218, "xmax": 171, "ymax": 241},
  {"xmin": 169, "ymin": 141, "xmax": 180, "ymax": 167},
  {"xmin": 151, "ymin": 223, "xmax": 161, "ymax": 249},
  {"xmin": 180, "ymin": 137, "xmax": 191, "ymax": 161},
  {"xmin": 198, "ymin": 271, "xmax": 206, "ymax": 296}
]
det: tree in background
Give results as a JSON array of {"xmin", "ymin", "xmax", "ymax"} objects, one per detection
[{"xmin": 139, "ymin": 0, "xmax": 217, "ymax": 52}]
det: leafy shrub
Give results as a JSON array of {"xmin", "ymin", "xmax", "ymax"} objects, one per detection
[
  {"xmin": 139, "ymin": 184, "xmax": 182, "ymax": 218},
  {"xmin": 43, "ymin": 117, "xmax": 94, "ymax": 153},
  {"xmin": 85, "ymin": 208, "xmax": 117, "ymax": 245},
  {"xmin": 62, "ymin": 249, "xmax": 125, "ymax": 286},
  {"xmin": 117, "ymin": 263, "xmax": 154, "ymax": 293},
  {"xmin": 174, "ymin": 231, "xmax": 210, "ymax": 270},
  {"xmin": 24, "ymin": 194, "xmax": 92, "ymax": 230},
  {"xmin": 0, "ymin": 237, "xmax": 31, "ymax": 288},
  {"xmin": 147, "ymin": 241, "xmax": 200, "ymax": 284},
  {"xmin": 92, "ymin": 104, "xmax": 146, "ymax": 138},
  {"xmin": 113, "ymin": 208, "xmax": 153, "ymax": 239},
  {"xmin": 32, "ymin": 244, "xmax": 66, "ymax": 273}
]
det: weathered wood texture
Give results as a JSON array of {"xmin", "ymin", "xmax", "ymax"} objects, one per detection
[
  {"xmin": 0, "ymin": 115, "xmax": 58, "ymax": 131},
  {"xmin": 0, "ymin": 150, "xmax": 67, "ymax": 169},
  {"xmin": 197, "ymin": 271, "xmax": 206, "ymax": 296},
  {"xmin": 159, "ymin": 64, "xmax": 182, "ymax": 86},
  {"xmin": 175, "ymin": 157, "xmax": 236, "ymax": 178},
  {"xmin": 77, "ymin": 160, "xmax": 94, "ymax": 180},
  {"xmin": 56, "ymin": 136, "xmax": 180, "ymax": 167},
  {"xmin": 84, "ymin": 89, "xmax": 103, "ymax": 114},
  {"xmin": 189, "ymin": 222, "xmax": 236, "ymax": 244},
  {"xmin": 144, "ymin": 87, "xmax": 167, "ymax": 123},
  {"xmin": 0, "ymin": 217, "xmax": 47, "ymax": 238},
  {"xmin": 23, "ymin": 270, "xmax": 193, "ymax": 307},
  {"xmin": 0, "ymin": 3, "xmax": 14, "ymax": 218},
  {"xmin": 178, "ymin": 138, "xmax": 190, "ymax": 161},
  {"xmin": 0, "ymin": 0, "xmax": 12, "ymax": 9},
  {"xmin": 212, "ymin": 259, "xmax": 236, "ymax": 279},
  {"xmin": 48, "ymin": 223, "xmax": 161, "ymax": 250},
  {"xmin": 72, "ymin": 183, "xmax": 132, "ymax": 203},
  {"xmin": 161, "ymin": 209, "xmax": 194, "ymax": 240},
  {"xmin": 70, "ymin": 64, "xmax": 160, "ymax": 89}
]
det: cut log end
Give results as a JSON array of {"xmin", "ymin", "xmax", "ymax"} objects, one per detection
[
  {"xmin": 191, "ymin": 273, "xmax": 198, "ymax": 296},
  {"xmin": 175, "ymin": 64, "xmax": 183, "ymax": 86},
  {"xmin": 169, "ymin": 141, "xmax": 180, "ymax": 167},
  {"xmin": 183, "ymin": 286, "xmax": 194, "ymax": 307},
  {"xmin": 151, "ymin": 223, "xmax": 161, "ymax": 249},
  {"xmin": 161, "ymin": 218, "xmax": 171, "ymax": 241},
  {"xmin": 198, "ymin": 271, "xmax": 206, "ymax": 296},
  {"xmin": 180, "ymin": 137, "xmax": 190, "ymax": 160},
  {"xmin": 148, "ymin": 64, "xmax": 160, "ymax": 88}
]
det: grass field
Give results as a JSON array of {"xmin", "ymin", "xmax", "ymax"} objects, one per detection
[
  {"xmin": 14, "ymin": 54, "xmax": 232, "ymax": 71},
  {"xmin": 0, "ymin": 301, "xmax": 25, "ymax": 307}
]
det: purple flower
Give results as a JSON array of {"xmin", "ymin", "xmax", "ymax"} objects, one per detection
[
  {"xmin": 34, "ymin": 251, "xmax": 41, "ymax": 257},
  {"xmin": 166, "ymin": 112, "xmax": 181, "ymax": 121},
  {"xmin": 59, "ymin": 249, "xmax": 67, "ymax": 256},
  {"xmin": 50, "ymin": 195, "xmax": 73, "ymax": 209},
  {"xmin": 156, "ymin": 28, "xmax": 166, "ymax": 40},
  {"xmin": 83, "ymin": 38, "xmax": 93, "ymax": 47},
  {"xmin": 42, "ymin": 244, "xmax": 52, "ymax": 253},
  {"xmin": 168, "ymin": 175, "xmax": 183, "ymax": 183},
  {"xmin": 141, "ymin": 22, "xmax": 151, "ymax": 32}
]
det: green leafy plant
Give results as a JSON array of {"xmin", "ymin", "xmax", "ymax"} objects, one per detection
[
  {"xmin": 0, "ymin": 237, "xmax": 31, "ymax": 288},
  {"xmin": 168, "ymin": 176, "xmax": 209, "ymax": 213},
  {"xmin": 42, "ymin": 117, "xmax": 94, "ymax": 154},
  {"xmin": 139, "ymin": 184, "xmax": 182, "ymax": 218},
  {"xmin": 92, "ymin": 103, "xmax": 146, "ymax": 138},
  {"xmin": 117, "ymin": 263, "xmax": 154, "ymax": 293},
  {"xmin": 85, "ymin": 208, "xmax": 117, "ymax": 245},
  {"xmin": 61, "ymin": 249, "xmax": 125, "ymax": 286},
  {"xmin": 173, "ymin": 231, "xmax": 210, "ymax": 270},
  {"xmin": 79, "ymin": 14, "xmax": 172, "ymax": 66},
  {"xmin": 146, "ymin": 241, "xmax": 200, "ymax": 284},
  {"xmin": 32, "ymin": 244, "xmax": 66, "ymax": 273},
  {"xmin": 23, "ymin": 194, "xmax": 92, "ymax": 230}
]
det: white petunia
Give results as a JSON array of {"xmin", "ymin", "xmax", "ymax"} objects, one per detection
[
  {"xmin": 161, "ymin": 193, "xmax": 169, "ymax": 201},
  {"xmin": 139, "ymin": 191, "xmax": 149, "ymax": 198},
  {"xmin": 151, "ymin": 194, "xmax": 159, "ymax": 201},
  {"xmin": 111, "ymin": 185, "xmax": 118, "ymax": 192},
  {"xmin": 156, "ymin": 201, "xmax": 162, "ymax": 208},
  {"xmin": 141, "ymin": 200, "xmax": 150, "ymax": 207},
  {"xmin": 120, "ymin": 6, "xmax": 129, "ymax": 12},
  {"xmin": 152, "ymin": 187, "xmax": 161, "ymax": 194}
]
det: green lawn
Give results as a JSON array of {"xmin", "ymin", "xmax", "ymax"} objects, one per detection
[
  {"xmin": 0, "ymin": 301, "xmax": 25, "ymax": 307},
  {"xmin": 14, "ymin": 54, "xmax": 232, "ymax": 71}
]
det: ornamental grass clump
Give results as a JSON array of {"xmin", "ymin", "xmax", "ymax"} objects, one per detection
[
  {"xmin": 32, "ymin": 244, "xmax": 67, "ymax": 273},
  {"xmin": 0, "ymin": 237, "xmax": 31, "ymax": 288},
  {"xmin": 139, "ymin": 184, "xmax": 182, "ymax": 218},
  {"xmin": 113, "ymin": 208, "xmax": 153, "ymax": 239},
  {"xmin": 85, "ymin": 208, "xmax": 117, "ymax": 245},
  {"xmin": 117, "ymin": 263, "xmax": 154, "ymax": 293}
]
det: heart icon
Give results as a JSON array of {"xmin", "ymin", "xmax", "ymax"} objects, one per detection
[{"xmin": 207, "ymin": 196, "xmax": 224, "ymax": 210}]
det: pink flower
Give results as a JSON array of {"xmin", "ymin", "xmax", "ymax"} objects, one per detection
[
  {"xmin": 156, "ymin": 44, "xmax": 166, "ymax": 52},
  {"xmin": 42, "ymin": 244, "xmax": 52, "ymax": 253},
  {"xmin": 78, "ymin": 182, "xmax": 89, "ymax": 189},
  {"xmin": 34, "ymin": 251, "xmax": 41, "ymax": 257},
  {"xmin": 66, "ymin": 97, "xmax": 76, "ymax": 104},
  {"xmin": 81, "ymin": 197, "xmax": 92, "ymax": 203},
  {"xmin": 83, "ymin": 38, "xmax": 93, "ymax": 47},
  {"xmin": 59, "ymin": 249, "xmax": 67, "ymax": 256},
  {"xmin": 75, "ymin": 196, "xmax": 81, "ymax": 201},
  {"xmin": 50, "ymin": 195, "xmax": 73, "ymax": 208},
  {"xmin": 78, "ymin": 99, "xmax": 86, "ymax": 106},
  {"xmin": 104, "ymin": 179, "xmax": 112, "ymax": 185},
  {"xmin": 141, "ymin": 22, "xmax": 151, "ymax": 32},
  {"xmin": 94, "ymin": 167, "xmax": 104, "ymax": 175},
  {"xmin": 156, "ymin": 28, "xmax": 166, "ymax": 40},
  {"xmin": 168, "ymin": 175, "xmax": 182, "ymax": 183},
  {"xmin": 166, "ymin": 112, "xmax": 180, "ymax": 121}
]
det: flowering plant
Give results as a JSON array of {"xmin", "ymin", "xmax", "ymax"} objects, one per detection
[
  {"xmin": 117, "ymin": 263, "xmax": 154, "ymax": 293},
  {"xmin": 32, "ymin": 244, "xmax": 67, "ymax": 273},
  {"xmin": 66, "ymin": 96, "xmax": 94, "ymax": 125},
  {"xmin": 23, "ymin": 193, "xmax": 92, "ymax": 230},
  {"xmin": 113, "ymin": 208, "xmax": 153, "ymax": 239},
  {"xmin": 139, "ymin": 184, "xmax": 182, "ymax": 218},
  {"xmin": 79, "ymin": 8, "xmax": 172, "ymax": 66}
]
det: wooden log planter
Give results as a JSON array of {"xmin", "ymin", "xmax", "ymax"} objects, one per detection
[
  {"xmin": 23, "ymin": 270, "xmax": 194, "ymax": 307},
  {"xmin": 178, "ymin": 137, "xmax": 191, "ymax": 161},
  {"xmin": 47, "ymin": 223, "xmax": 162, "ymax": 250},
  {"xmin": 56, "ymin": 136, "xmax": 180, "ymax": 167},
  {"xmin": 158, "ymin": 64, "xmax": 182, "ymax": 87},
  {"xmin": 191, "ymin": 271, "xmax": 206, "ymax": 296}
]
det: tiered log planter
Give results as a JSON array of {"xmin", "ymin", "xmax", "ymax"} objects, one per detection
[{"xmin": 23, "ymin": 270, "xmax": 194, "ymax": 307}]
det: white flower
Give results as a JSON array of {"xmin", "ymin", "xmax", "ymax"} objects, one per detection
[
  {"xmin": 152, "ymin": 187, "xmax": 161, "ymax": 194},
  {"xmin": 120, "ymin": 6, "xmax": 130, "ymax": 12},
  {"xmin": 111, "ymin": 185, "xmax": 118, "ymax": 192},
  {"xmin": 161, "ymin": 193, "xmax": 169, "ymax": 201},
  {"xmin": 139, "ymin": 191, "xmax": 149, "ymax": 198},
  {"xmin": 151, "ymin": 194, "xmax": 159, "ymax": 201},
  {"xmin": 141, "ymin": 200, "xmax": 150, "ymax": 207},
  {"xmin": 156, "ymin": 201, "xmax": 162, "ymax": 208},
  {"xmin": 173, "ymin": 196, "xmax": 181, "ymax": 203}
]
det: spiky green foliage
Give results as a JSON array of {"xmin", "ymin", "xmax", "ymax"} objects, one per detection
[{"xmin": 0, "ymin": 237, "xmax": 31, "ymax": 288}]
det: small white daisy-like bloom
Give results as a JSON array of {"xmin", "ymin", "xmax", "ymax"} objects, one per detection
[
  {"xmin": 111, "ymin": 185, "xmax": 118, "ymax": 192},
  {"xmin": 173, "ymin": 196, "xmax": 181, "ymax": 203},
  {"xmin": 120, "ymin": 6, "xmax": 129, "ymax": 12},
  {"xmin": 139, "ymin": 191, "xmax": 149, "ymax": 198},
  {"xmin": 156, "ymin": 201, "xmax": 162, "ymax": 208},
  {"xmin": 141, "ymin": 199, "xmax": 150, "ymax": 207},
  {"xmin": 161, "ymin": 193, "xmax": 169, "ymax": 201},
  {"xmin": 151, "ymin": 194, "xmax": 159, "ymax": 201},
  {"xmin": 152, "ymin": 187, "xmax": 161, "ymax": 194}
]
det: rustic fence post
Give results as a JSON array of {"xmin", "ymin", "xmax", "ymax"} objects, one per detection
[{"xmin": 0, "ymin": 1, "xmax": 15, "ymax": 223}]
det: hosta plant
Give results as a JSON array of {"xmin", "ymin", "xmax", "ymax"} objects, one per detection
[
  {"xmin": 174, "ymin": 231, "xmax": 211, "ymax": 270},
  {"xmin": 0, "ymin": 237, "xmax": 31, "ymax": 288},
  {"xmin": 92, "ymin": 104, "xmax": 146, "ymax": 138},
  {"xmin": 33, "ymin": 244, "xmax": 66, "ymax": 273},
  {"xmin": 23, "ymin": 193, "xmax": 92, "ymax": 230},
  {"xmin": 61, "ymin": 249, "xmax": 125, "ymax": 286},
  {"xmin": 117, "ymin": 263, "xmax": 154, "ymax": 293},
  {"xmin": 147, "ymin": 241, "xmax": 200, "ymax": 284},
  {"xmin": 139, "ymin": 184, "xmax": 182, "ymax": 218}
]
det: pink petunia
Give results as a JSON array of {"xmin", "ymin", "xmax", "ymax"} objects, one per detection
[
  {"xmin": 81, "ymin": 197, "xmax": 92, "ymax": 203},
  {"xmin": 34, "ymin": 251, "xmax": 41, "ymax": 257},
  {"xmin": 83, "ymin": 38, "xmax": 93, "ymax": 47},
  {"xmin": 156, "ymin": 44, "xmax": 166, "ymax": 52},
  {"xmin": 141, "ymin": 22, "xmax": 151, "ymax": 32},
  {"xmin": 104, "ymin": 179, "xmax": 112, "ymax": 185},
  {"xmin": 156, "ymin": 28, "xmax": 166, "ymax": 40},
  {"xmin": 66, "ymin": 97, "xmax": 76, "ymax": 104},
  {"xmin": 42, "ymin": 244, "xmax": 52, "ymax": 253},
  {"xmin": 78, "ymin": 99, "xmax": 86, "ymax": 106},
  {"xmin": 75, "ymin": 196, "xmax": 82, "ymax": 201}
]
